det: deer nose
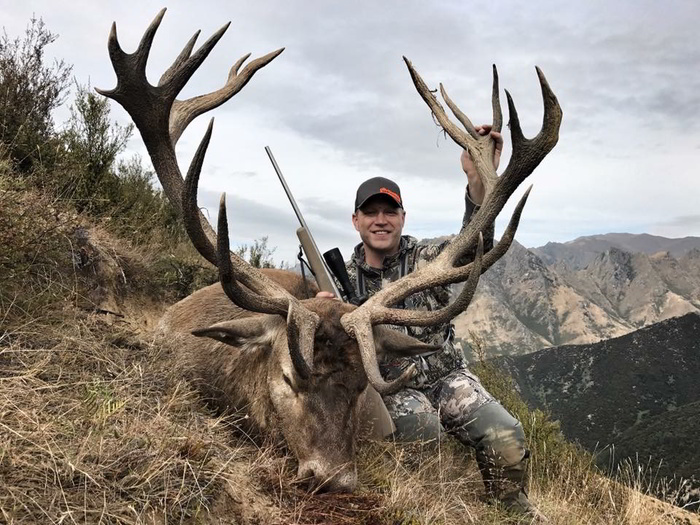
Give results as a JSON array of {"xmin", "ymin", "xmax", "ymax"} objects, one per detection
[{"xmin": 297, "ymin": 461, "xmax": 357, "ymax": 493}]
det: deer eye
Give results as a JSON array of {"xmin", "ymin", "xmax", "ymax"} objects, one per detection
[{"xmin": 283, "ymin": 374, "xmax": 296, "ymax": 392}]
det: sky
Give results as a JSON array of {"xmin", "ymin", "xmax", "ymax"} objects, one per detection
[{"xmin": 2, "ymin": 0, "xmax": 699, "ymax": 265}]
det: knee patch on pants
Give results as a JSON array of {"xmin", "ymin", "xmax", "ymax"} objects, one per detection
[
  {"xmin": 393, "ymin": 412, "xmax": 443, "ymax": 442},
  {"xmin": 467, "ymin": 402, "xmax": 527, "ymax": 468}
]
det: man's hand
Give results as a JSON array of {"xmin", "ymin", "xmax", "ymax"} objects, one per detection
[
  {"xmin": 461, "ymin": 124, "xmax": 503, "ymax": 205},
  {"xmin": 316, "ymin": 291, "xmax": 336, "ymax": 299}
]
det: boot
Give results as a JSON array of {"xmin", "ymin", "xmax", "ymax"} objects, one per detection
[{"xmin": 480, "ymin": 453, "xmax": 547, "ymax": 522}]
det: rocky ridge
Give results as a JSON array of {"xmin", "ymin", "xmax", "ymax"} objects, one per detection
[
  {"xmin": 532, "ymin": 233, "xmax": 700, "ymax": 269},
  {"xmin": 451, "ymin": 234, "xmax": 700, "ymax": 358}
]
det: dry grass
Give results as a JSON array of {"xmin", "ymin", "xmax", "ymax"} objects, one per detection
[
  {"xmin": 2, "ymin": 173, "xmax": 699, "ymax": 524},
  {"xmin": 2, "ymin": 307, "xmax": 697, "ymax": 524},
  {"xmin": 1, "ymin": 313, "xmax": 239, "ymax": 523}
]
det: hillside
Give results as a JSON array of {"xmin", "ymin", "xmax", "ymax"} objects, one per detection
[
  {"xmin": 611, "ymin": 401, "xmax": 700, "ymax": 507},
  {"xmin": 532, "ymin": 233, "xmax": 700, "ymax": 269},
  {"xmin": 493, "ymin": 313, "xmax": 700, "ymax": 510}
]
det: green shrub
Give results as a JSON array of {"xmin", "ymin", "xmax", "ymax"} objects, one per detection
[
  {"xmin": 0, "ymin": 174, "xmax": 77, "ymax": 331},
  {"xmin": 0, "ymin": 17, "xmax": 71, "ymax": 173},
  {"xmin": 58, "ymin": 82, "xmax": 133, "ymax": 213}
]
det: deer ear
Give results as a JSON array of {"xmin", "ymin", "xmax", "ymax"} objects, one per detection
[
  {"xmin": 192, "ymin": 316, "xmax": 282, "ymax": 347},
  {"xmin": 372, "ymin": 326, "xmax": 441, "ymax": 359}
]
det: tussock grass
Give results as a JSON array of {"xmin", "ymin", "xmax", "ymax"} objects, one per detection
[
  {"xmin": 3, "ymin": 307, "xmax": 695, "ymax": 523},
  {"xmin": 2, "ymin": 172, "xmax": 699, "ymax": 523},
  {"xmin": 0, "ymin": 172, "xmax": 215, "ymax": 335},
  {"xmin": 1, "ymin": 314, "xmax": 240, "ymax": 523}
]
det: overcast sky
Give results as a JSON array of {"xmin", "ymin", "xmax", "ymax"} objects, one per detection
[{"xmin": 3, "ymin": 0, "xmax": 699, "ymax": 265}]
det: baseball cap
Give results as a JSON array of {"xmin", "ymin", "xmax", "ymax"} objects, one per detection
[{"xmin": 354, "ymin": 177, "xmax": 403, "ymax": 210}]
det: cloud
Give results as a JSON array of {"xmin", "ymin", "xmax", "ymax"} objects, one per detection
[
  {"xmin": 195, "ymin": 188, "xmax": 359, "ymax": 265},
  {"xmin": 649, "ymin": 215, "xmax": 700, "ymax": 238},
  {"xmin": 3, "ymin": 0, "xmax": 700, "ymax": 264}
]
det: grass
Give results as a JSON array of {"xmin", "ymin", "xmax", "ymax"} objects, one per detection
[
  {"xmin": 3, "ymin": 313, "xmax": 695, "ymax": 523},
  {"xmin": 1, "ymin": 171, "xmax": 699, "ymax": 524}
]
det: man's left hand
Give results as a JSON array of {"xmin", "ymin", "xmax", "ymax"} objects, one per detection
[{"xmin": 461, "ymin": 124, "xmax": 503, "ymax": 205}]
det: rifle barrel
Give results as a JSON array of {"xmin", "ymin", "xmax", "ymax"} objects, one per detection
[
  {"xmin": 265, "ymin": 146, "xmax": 341, "ymax": 297},
  {"xmin": 265, "ymin": 146, "xmax": 309, "ymax": 231}
]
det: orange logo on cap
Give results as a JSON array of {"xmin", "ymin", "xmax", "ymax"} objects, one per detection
[{"xmin": 380, "ymin": 187, "xmax": 401, "ymax": 204}]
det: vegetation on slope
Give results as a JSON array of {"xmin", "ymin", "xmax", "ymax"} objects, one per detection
[
  {"xmin": 491, "ymin": 315, "xmax": 700, "ymax": 512},
  {"xmin": 611, "ymin": 400, "xmax": 700, "ymax": 511}
]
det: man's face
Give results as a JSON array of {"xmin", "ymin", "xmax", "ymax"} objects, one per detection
[{"xmin": 352, "ymin": 196, "xmax": 405, "ymax": 256}]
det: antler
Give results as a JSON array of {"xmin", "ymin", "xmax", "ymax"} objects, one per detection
[
  {"xmin": 341, "ymin": 60, "xmax": 562, "ymax": 394},
  {"xmin": 96, "ymin": 8, "xmax": 282, "ymax": 226},
  {"xmin": 97, "ymin": 9, "xmax": 319, "ymax": 378}
]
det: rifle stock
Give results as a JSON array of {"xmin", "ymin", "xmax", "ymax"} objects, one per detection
[{"xmin": 296, "ymin": 227, "xmax": 337, "ymax": 294}]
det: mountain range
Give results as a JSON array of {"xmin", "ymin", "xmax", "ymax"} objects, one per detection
[
  {"xmin": 533, "ymin": 233, "xmax": 700, "ymax": 269},
  {"xmin": 451, "ymin": 233, "xmax": 700, "ymax": 359}
]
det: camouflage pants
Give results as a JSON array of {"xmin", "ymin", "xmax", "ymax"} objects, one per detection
[{"xmin": 383, "ymin": 368, "xmax": 529, "ymax": 497}]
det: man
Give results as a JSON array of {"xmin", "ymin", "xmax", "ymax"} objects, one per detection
[{"xmin": 319, "ymin": 126, "xmax": 541, "ymax": 517}]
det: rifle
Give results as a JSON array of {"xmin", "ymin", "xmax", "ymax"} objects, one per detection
[
  {"xmin": 265, "ymin": 146, "xmax": 395, "ymax": 438},
  {"xmin": 265, "ymin": 146, "xmax": 359, "ymax": 302}
]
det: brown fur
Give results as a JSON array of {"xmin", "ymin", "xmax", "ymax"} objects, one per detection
[{"xmin": 161, "ymin": 270, "xmax": 364, "ymax": 492}]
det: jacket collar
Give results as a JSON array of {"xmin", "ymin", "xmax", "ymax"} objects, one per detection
[{"xmin": 352, "ymin": 235, "xmax": 417, "ymax": 276}]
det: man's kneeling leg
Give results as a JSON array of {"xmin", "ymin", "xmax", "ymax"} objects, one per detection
[{"xmin": 383, "ymin": 388, "xmax": 443, "ymax": 442}]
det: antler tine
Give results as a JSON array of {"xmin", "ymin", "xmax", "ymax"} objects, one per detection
[
  {"xmin": 161, "ymin": 21, "xmax": 231, "ymax": 103},
  {"xmin": 439, "ymin": 83, "xmax": 479, "ymax": 140},
  {"xmin": 169, "ymin": 47, "xmax": 285, "ymax": 145},
  {"xmin": 181, "ymin": 121, "xmax": 298, "ymax": 305},
  {"xmin": 343, "ymin": 311, "xmax": 417, "ymax": 395},
  {"xmin": 441, "ymin": 65, "xmax": 502, "ymax": 136},
  {"xmin": 536, "ymin": 66, "xmax": 561, "ymax": 136},
  {"xmin": 286, "ymin": 302, "xmax": 319, "ymax": 380},
  {"xmin": 158, "ymin": 30, "xmax": 201, "ymax": 88},
  {"xmin": 217, "ymin": 194, "xmax": 291, "ymax": 314},
  {"xmin": 500, "ymin": 67, "xmax": 562, "ymax": 192},
  {"xmin": 184, "ymin": 118, "xmax": 278, "ymax": 300},
  {"xmin": 134, "ymin": 8, "xmax": 166, "ymax": 72},
  {"xmin": 491, "ymin": 64, "xmax": 502, "ymax": 132},
  {"xmin": 217, "ymin": 195, "xmax": 318, "ymax": 378},
  {"xmin": 232, "ymin": 53, "xmax": 252, "ymax": 75},
  {"xmin": 102, "ymin": 24, "xmax": 126, "ymax": 82},
  {"xmin": 504, "ymin": 90, "xmax": 524, "ymax": 147},
  {"xmin": 182, "ymin": 118, "xmax": 218, "ymax": 265},
  {"xmin": 402, "ymin": 56, "xmax": 471, "ymax": 151}
]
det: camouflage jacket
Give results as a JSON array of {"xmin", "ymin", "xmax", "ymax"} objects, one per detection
[{"xmin": 345, "ymin": 188, "xmax": 494, "ymax": 388}]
